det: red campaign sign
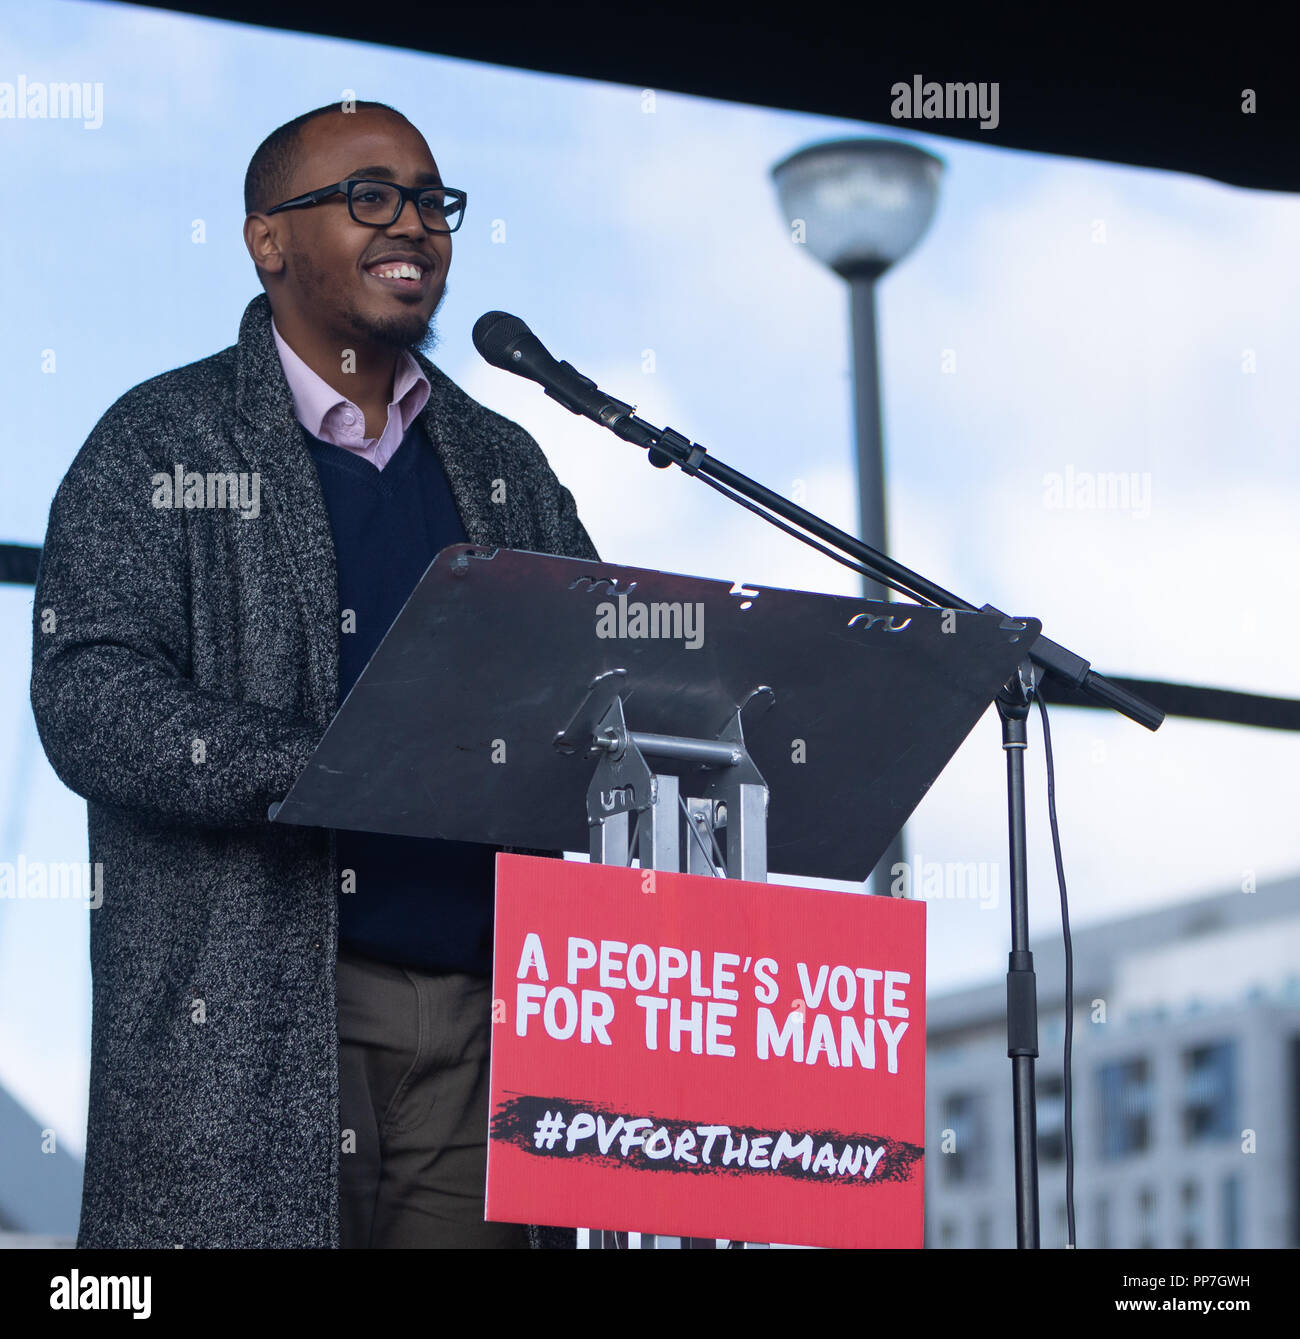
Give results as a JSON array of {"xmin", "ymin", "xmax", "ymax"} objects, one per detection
[{"xmin": 486, "ymin": 853, "xmax": 926, "ymax": 1249}]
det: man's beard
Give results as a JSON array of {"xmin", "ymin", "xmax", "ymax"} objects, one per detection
[
  {"xmin": 287, "ymin": 244, "xmax": 446, "ymax": 355},
  {"xmin": 344, "ymin": 281, "xmax": 447, "ymax": 356}
]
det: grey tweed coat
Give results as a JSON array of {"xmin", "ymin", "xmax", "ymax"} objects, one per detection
[{"xmin": 30, "ymin": 292, "xmax": 599, "ymax": 1248}]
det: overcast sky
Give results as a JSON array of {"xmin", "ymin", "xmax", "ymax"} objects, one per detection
[{"xmin": 1, "ymin": 0, "xmax": 1297, "ymax": 1158}]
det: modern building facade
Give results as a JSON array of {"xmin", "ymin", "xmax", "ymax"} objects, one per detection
[{"xmin": 924, "ymin": 873, "xmax": 1300, "ymax": 1248}]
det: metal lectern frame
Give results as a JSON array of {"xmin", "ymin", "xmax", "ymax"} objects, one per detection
[{"xmin": 558, "ymin": 670, "xmax": 772, "ymax": 1250}]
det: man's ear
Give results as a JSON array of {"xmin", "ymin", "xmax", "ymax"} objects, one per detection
[{"xmin": 243, "ymin": 213, "xmax": 286, "ymax": 282}]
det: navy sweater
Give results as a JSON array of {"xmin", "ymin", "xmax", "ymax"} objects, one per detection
[{"xmin": 303, "ymin": 418, "xmax": 499, "ymax": 976}]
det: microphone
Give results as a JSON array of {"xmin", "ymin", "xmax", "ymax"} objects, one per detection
[{"xmin": 472, "ymin": 311, "xmax": 637, "ymax": 430}]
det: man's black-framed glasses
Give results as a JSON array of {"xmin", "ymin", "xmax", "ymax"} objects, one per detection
[{"xmin": 265, "ymin": 179, "xmax": 467, "ymax": 233}]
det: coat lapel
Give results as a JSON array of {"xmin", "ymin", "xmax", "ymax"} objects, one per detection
[
  {"xmin": 413, "ymin": 352, "xmax": 509, "ymax": 549},
  {"xmin": 231, "ymin": 295, "xmax": 340, "ymax": 726}
]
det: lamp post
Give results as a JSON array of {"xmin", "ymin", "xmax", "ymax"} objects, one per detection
[{"xmin": 771, "ymin": 137, "xmax": 943, "ymax": 896}]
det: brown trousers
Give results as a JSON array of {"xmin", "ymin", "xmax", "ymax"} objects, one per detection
[{"xmin": 336, "ymin": 947, "xmax": 528, "ymax": 1248}]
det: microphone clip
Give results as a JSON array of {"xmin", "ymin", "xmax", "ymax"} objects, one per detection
[{"xmin": 648, "ymin": 427, "xmax": 702, "ymax": 472}]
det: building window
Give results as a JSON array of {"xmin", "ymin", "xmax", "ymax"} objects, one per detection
[
  {"xmin": 1183, "ymin": 1041, "xmax": 1237, "ymax": 1142},
  {"xmin": 940, "ymin": 1091, "xmax": 986, "ymax": 1185},
  {"xmin": 1038, "ymin": 1072, "xmax": 1065, "ymax": 1162},
  {"xmin": 1221, "ymin": 1176, "xmax": 1242, "ymax": 1249},
  {"xmin": 1099, "ymin": 1057, "xmax": 1153, "ymax": 1158},
  {"xmin": 1179, "ymin": 1180, "xmax": 1201, "ymax": 1248},
  {"xmin": 975, "ymin": 1213, "xmax": 992, "ymax": 1248},
  {"xmin": 1136, "ymin": 1187, "xmax": 1157, "ymax": 1248},
  {"xmin": 1095, "ymin": 1195, "xmax": 1110, "ymax": 1249}
]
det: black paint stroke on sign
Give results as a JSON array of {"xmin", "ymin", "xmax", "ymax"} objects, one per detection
[{"xmin": 492, "ymin": 1093, "xmax": 923, "ymax": 1186}]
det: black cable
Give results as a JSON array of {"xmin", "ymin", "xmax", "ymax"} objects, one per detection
[
  {"xmin": 705, "ymin": 813, "xmax": 728, "ymax": 871},
  {"xmin": 677, "ymin": 792, "xmax": 725, "ymax": 875},
  {"xmin": 1035, "ymin": 693, "xmax": 1075, "ymax": 1248},
  {"xmin": 688, "ymin": 470, "xmax": 936, "ymax": 606}
]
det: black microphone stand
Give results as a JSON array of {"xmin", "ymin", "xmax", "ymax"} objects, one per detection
[{"xmin": 564, "ymin": 397, "xmax": 1164, "ymax": 1249}]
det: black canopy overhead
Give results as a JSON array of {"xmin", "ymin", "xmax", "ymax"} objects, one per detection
[{"xmin": 127, "ymin": 2, "xmax": 1295, "ymax": 193}]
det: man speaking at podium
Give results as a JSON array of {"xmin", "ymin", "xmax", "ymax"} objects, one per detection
[{"xmin": 30, "ymin": 100, "xmax": 598, "ymax": 1248}]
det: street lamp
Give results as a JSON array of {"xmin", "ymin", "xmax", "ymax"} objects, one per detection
[{"xmin": 770, "ymin": 137, "xmax": 943, "ymax": 896}]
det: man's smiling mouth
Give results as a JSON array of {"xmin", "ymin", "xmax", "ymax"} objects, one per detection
[{"xmin": 363, "ymin": 257, "xmax": 432, "ymax": 292}]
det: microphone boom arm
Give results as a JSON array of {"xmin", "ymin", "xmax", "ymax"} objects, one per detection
[{"xmin": 594, "ymin": 405, "xmax": 1161, "ymax": 732}]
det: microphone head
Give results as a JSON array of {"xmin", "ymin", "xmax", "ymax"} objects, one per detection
[{"xmin": 472, "ymin": 311, "xmax": 533, "ymax": 369}]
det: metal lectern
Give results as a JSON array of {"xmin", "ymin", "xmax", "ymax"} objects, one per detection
[{"xmin": 271, "ymin": 543, "xmax": 1039, "ymax": 1250}]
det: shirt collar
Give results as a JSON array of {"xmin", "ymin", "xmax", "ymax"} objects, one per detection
[{"xmin": 270, "ymin": 315, "xmax": 430, "ymax": 438}]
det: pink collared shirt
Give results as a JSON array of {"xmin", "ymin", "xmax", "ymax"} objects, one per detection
[{"xmin": 271, "ymin": 317, "xmax": 431, "ymax": 470}]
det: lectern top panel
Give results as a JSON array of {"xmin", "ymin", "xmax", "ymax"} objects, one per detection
[{"xmin": 272, "ymin": 545, "xmax": 1039, "ymax": 882}]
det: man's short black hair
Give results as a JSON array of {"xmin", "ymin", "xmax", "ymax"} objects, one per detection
[{"xmin": 244, "ymin": 99, "xmax": 407, "ymax": 216}]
